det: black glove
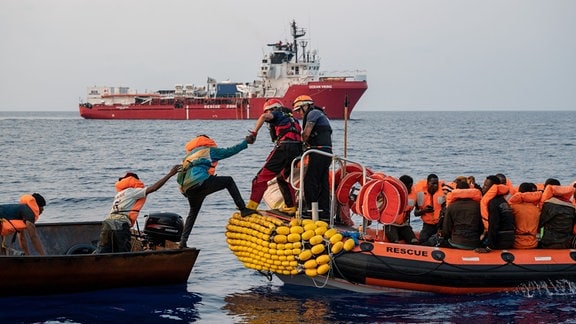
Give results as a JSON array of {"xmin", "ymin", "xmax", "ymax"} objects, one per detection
[{"xmin": 245, "ymin": 134, "xmax": 256, "ymax": 144}]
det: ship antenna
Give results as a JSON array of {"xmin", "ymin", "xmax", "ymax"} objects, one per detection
[
  {"xmin": 343, "ymin": 94, "xmax": 349, "ymax": 158},
  {"xmin": 291, "ymin": 20, "xmax": 306, "ymax": 63}
]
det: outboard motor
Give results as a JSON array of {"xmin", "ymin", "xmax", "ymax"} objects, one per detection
[{"xmin": 144, "ymin": 212, "xmax": 184, "ymax": 246}]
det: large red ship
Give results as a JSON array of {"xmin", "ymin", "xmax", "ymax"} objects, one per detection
[{"xmin": 79, "ymin": 21, "xmax": 367, "ymax": 120}]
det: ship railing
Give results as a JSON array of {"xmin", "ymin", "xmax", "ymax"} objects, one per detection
[
  {"xmin": 290, "ymin": 149, "xmax": 371, "ymax": 232},
  {"xmin": 319, "ymin": 70, "xmax": 367, "ymax": 81}
]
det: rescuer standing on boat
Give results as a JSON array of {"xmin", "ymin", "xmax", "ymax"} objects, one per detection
[
  {"xmin": 293, "ymin": 95, "xmax": 333, "ymax": 221},
  {"xmin": 245, "ymin": 99, "xmax": 302, "ymax": 214},
  {"xmin": 0, "ymin": 193, "xmax": 46, "ymax": 255}
]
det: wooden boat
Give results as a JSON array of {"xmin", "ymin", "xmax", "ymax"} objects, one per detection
[
  {"xmin": 226, "ymin": 150, "xmax": 576, "ymax": 295},
  {"xmin": 0, "ymin": 213, "xmax": 199, "ymax": 296}
]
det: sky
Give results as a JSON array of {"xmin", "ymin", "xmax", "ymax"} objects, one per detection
[{"xmin": 1, "ymin": 0, "xmax": 575, "ymax": 112}]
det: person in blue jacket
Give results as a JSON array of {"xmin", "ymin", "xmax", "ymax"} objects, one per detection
[{"xmin": 177, "ymin": 134, "xmax": 256, "ymax": 248}]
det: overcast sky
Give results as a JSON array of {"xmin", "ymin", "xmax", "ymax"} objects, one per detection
[{"xmin": 1, "ymin": 0, "xmax": 575, "ymax": 112}]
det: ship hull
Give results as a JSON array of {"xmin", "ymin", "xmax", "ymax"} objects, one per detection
[{"xmin": 79, "ymin": 80, "xmax": 367, "ymax": 120}]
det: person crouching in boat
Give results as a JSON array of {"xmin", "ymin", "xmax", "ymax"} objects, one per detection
[
  {"xmin": 245, "ymin": 99, "xmax": 303, "ymax": 215},
  {"xmin": 94, "ymin": 166, "xmax": 181, "ymax": 253},
  {"xmin": 477, "ymin": 175, "xmax": 515, "ymax": 253},
  {"xmin": 414, "ymin": 174, "xmax": 445, "ymax": 244},
  {"xmin": 0, "ymin": 193, "xmax": 46, "ymax": 255},
  {"xmin": 442, "ymin": 178, "xmax": 483, "ymax": 250},
  {"xmin": 538, "ymin": 181, "xmax": 576, "ymax": 249},
  {"xmin": 176, "ymin": 134, "xmax": 258, "ymax": 249},
  {"xmin": 509, "ymin": 182, "xmax": 542, "ymax": 249},
  {"xmin": 385, "ymin": 175, "xmax": 419, "ymax": 244}
]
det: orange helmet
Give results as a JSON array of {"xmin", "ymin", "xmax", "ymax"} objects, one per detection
[
  {"xmin": 293, "ymin": 95, "xmax": 313, "ymax": 111},
  {"xmin": 263, "ymin": 99, "xmax": 284, "ymax": 112}
]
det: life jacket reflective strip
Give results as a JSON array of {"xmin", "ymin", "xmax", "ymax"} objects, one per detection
[{"xmin": 480, "ymin": 184, "xmax": 510, "ymax": 230}]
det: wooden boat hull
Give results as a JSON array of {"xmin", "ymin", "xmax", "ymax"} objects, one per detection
[{"xmin": 0, "ymin": 221, "xmax": 199, "ymax": 296}]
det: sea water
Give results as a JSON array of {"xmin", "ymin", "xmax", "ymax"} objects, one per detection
[{"xmin": 0, "ymin": 110, "xmax": 575, "ymax": 323}]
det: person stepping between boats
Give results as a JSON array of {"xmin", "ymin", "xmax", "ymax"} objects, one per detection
[
  {"xmin": 177, "ymin": 134, "xmax": 258, "ymax": 249},
  {"xmin": 245, "ymin": 99, "xmax": 303, "ymax": 215},
  {"xmin": 94, "ymin": 166, "xmax": 181, "ymax": 253},
  {"xmin": 0, "ymin": 193, "xmax": 47, "ymax": 255}
]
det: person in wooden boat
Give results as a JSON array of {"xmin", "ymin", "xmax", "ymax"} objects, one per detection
[
  {"xmin": 414, "ymin": 174, "xmax": 445, "ymax": 244},
  {"xmin": 94, "ymin": 165, "xmax": 181, "ymax": 253},
  {"xmin": 0, "ymin": 193, "xmax": 46, "ymax": 255},
  {"xmin": 245, "ymin": 99, "xmax": 303, "ymax": 215},
  {"xmin": 477, "ymin": 175, "xmax": 515, "ymax": 253},
  {"xmin": 177, "ymin": 134, "xmax": 258, "ymax": 249},
  {"xmin": 442, "ymin": 178, "xmax": 483, "ymax": 249},
  {"xmin": 538, "ymin": 180, "xmax": 576, "ymax": 249},
  {"xmin": 384, "ymin": 175, "xmax": 419, "ymax": 244},
  {"xmin": 509, "ymin": 182, "xmax": 541, "ymax": 249},
  {"xmin": 293, "ymin": 95, "xmax": 333, "ymax": 221}
]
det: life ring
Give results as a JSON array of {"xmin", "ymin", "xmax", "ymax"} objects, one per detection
[
  {"xmin": 66, "ymin": 243, "xmax": 96, "ymax": 255},
  {"xmin": 355, "ymin": 178, "xmax": 383, "ymax": 220},
  {"xmin": 378, "ymin": 178, "xmax": 403, "ymax": 224},
  {"xmin": 335, "ymin": 171, "xmax": 364, "ymax": 205},
  {"xmin": 331, "ymin": 163, "xmax": 372, "ymax": 190},
  {"xmin": 360, "ymin": 179, "xmax": 387, "ymax": 221},
  {"xmin": 370, "ymin": 172, "xmax": 387, "ymax": 181}
]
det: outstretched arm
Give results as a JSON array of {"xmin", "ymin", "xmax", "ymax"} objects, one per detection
[
  {"xmin": 146, "ymin": 164, "xmax": 182, "ymax": 195},
  {"xmin": 251, "ymin": 111, "xmax": 273, "ymax": 134}
]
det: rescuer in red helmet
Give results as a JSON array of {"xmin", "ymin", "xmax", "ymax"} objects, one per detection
[{"xmin": 245, "ymin": 99, "xmax": 303, "ymax": 214}]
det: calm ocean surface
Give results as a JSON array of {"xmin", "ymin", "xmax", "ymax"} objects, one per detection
[{"xmin": 1, "ymin": 110, "xmax": 575, "ymax": 323}]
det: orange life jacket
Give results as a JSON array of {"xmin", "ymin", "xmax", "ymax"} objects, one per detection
[
  {"xmin": 114, "ymin": 176, "xmax": 147, "ymax": 226},
  {"xmin": 446, "ymin": 188, "xmax": 482, "ymax": 206},
  {"xmin": 185, "ymin": 136, "xmax": 218, "ymax": 175},
  {"xmin": 414, "ymin": 179, "xmax": 445, "ymax": 225},
  {"xmin": 0, "ymin": 195, "xmax": 41, "ymax": 235},
  {"xmin": 393, "ymin": 188, "xmax": 416, "ymax": 225},
  {"xmin": 509, "ymin": 191, "xmax": 542, "ymax": 249},
  {"xmin": 480, "ymin": 184, "xmax": 510, "ymax": 230}
]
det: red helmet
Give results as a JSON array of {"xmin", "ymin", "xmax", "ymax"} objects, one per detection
[
  {"xmin": 263, "ymin": 99, "xmax": 284, "ymax": 112},
  {"xmin": 293, "ymin": 95, "xmax": 313, "ymax": 111}
]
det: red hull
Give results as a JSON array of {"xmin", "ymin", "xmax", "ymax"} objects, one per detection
[{"xmin": 79, "ymin": 80, "xmax": 367, "ymax": 120}]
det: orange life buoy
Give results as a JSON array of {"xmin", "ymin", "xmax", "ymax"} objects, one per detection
[
  {"xmin": 378, "ymin": 177, "xmax": 405, "ymax": 224},
  {"xmin": 360, "ymin": 179, "xmax": 387, "ymax": 221},
  {"xmin": 336, "ymin": 171, "xmax": 364, "ymax": 205}
]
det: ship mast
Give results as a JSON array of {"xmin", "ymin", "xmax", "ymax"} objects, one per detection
[{"xmin": 291, "ymin": 20, "xmax": 306, "ymax": 63}]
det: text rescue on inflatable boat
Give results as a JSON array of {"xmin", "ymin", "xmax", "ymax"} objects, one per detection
[{"xmin": 386, "ymin": 246, "xmax": 428, "ymax": 257}]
